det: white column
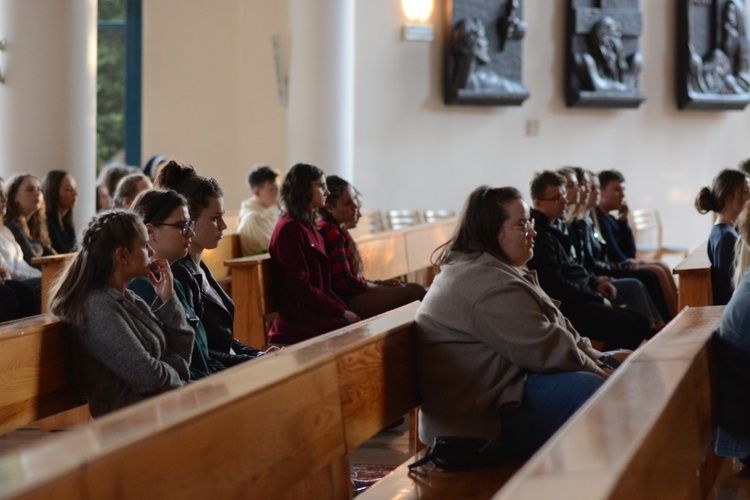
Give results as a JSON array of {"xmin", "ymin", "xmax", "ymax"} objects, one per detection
[
  {"xmin": 0, "ymin": 0, "xmax": 97, "ymax": 232},
  {"xmin": 288, "ymin": 0, "xmax": 354, "ymax": 182}
]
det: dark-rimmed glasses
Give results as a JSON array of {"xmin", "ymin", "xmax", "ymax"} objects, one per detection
[{"xmin": 152, "ymin": 220, "xmax": 195, "ymax": 236}]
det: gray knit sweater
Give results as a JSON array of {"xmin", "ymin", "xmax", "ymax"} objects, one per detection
[{"xmin": 75, "ymin": 286, "xmax": 194, "ymax": 417}]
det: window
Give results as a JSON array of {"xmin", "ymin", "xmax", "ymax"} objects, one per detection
[{"xmin": 97, "ymin": 0, "xmax": 141, "ymax": 168}]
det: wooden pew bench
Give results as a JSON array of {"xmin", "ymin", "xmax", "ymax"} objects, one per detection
[
  {"xmin": 31, "ymin": 234, "xmax": 240, "ymax": 314},
  {"xmin": 0, "ymin": 303, "xmax": 420, "ymax": 498},
  {"xmin": 673, "ymin": 243, "xmax": 713, "ymax": 310},
  {"xmin": 1, "ymin": 303, "xmax": 726, "ymax": 498},
  {"xmin": 0, "ymin": 314, "xmax": 90, "ymax": 435},
  {"xmin": 31, "ymin": 253, "xmax": 75, "ymax": 313},
  {"xmin": 361, "ymin": 306, "xmax": 725, "ymax": 499},
  {"xmin": 0, "ymin": 302, "xmax": 521, "ymax": 499}
]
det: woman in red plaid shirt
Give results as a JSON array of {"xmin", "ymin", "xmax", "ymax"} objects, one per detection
[{"xmin": 317, "ymin": 176, "xmax": 426, "ymax": 319}]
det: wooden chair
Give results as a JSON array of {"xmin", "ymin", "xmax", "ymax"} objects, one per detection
[
  {"xmin": 423, "ymin": 209, "xmax": 456, "ymax": 224},
  {"xmin": 631, "ymin": 208, "xmax": 689, "ymax": 261},
  {"xmin": 386, "ymin": 210, "xmax": 422, "ymax": 231}
]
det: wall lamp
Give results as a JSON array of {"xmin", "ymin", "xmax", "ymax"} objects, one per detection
[{"xmin": 401, "ymin": 0, "xmax": 434, "ymax": 42}]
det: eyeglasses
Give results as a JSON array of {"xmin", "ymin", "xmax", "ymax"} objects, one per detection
[
  {"xmin": 511, "ymin": 218, "xmax": 535, "ymax": 236},
  {"xmin": 536, "ymin": 193, "xmax": 567, "ymax": 204},
  {"xmin": 152, "ymin": 220, "xmax": 195, "ymax": 236}
]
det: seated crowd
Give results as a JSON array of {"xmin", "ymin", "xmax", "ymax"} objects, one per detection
[{"xmin": 5, "ymin": 158, "xmax": 750, "ymax": 472}]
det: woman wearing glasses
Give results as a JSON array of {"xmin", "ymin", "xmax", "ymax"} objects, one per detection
[
  {"xmin": 268, "ymin": 163, "xmax": 361, "ymax": 345},
  {"xmin": 156, "ymin": 161, "xmax": 263, "ymax": 365},
  {"xmin": 129, "ymin": 189, "xmax": 226, "ymax": 380},
  {"xmin": 416, "ymin": 186, "xmax": 628, "ymax": 459}
]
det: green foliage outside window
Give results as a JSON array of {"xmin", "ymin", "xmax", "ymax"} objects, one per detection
[{"xmin": 96, "ymin": 0, "xmax": 126, "ymax": 168}]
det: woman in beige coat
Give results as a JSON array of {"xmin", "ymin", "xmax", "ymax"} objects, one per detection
[{"xmin": 416, "ymin": 186, "xmax": 630, "ymax": 459}]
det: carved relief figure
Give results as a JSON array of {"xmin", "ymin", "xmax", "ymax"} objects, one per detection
[
  {"xmin": 450, "ymin": 18, "xmax": 526, "ymax": 94},
  {"xmin": 498, "ymin": 0, "xmax": 526, "ymax": 51},
  {"xmin": 689, "ymin": 0, "xmax": 750, "ymax": 94},
  {"xmin": 574, "ymin": 16, "xmax": 643, "ymax": 92}
]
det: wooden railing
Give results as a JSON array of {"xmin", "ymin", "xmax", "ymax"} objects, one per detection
[
  {"xmin": 673, "ymin": 243, "xmax": 713, "ymax": 309},
  {"xmin": 2, "ymin": 304, "xmax": 725, "ymax": 499},
  {"xmin": 0, "ymin": 303, "xmax": 421, "ymax": 498}
]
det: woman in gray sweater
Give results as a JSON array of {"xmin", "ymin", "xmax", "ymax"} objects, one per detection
[
  {"xmin": 416, "ymin": 186, "xmax": 630, "ymax": 460},
  {"xmin": 49, "ymin": 210, "xmax": 194, "ymax": 417}
]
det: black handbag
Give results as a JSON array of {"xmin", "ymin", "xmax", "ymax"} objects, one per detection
[{"xmin": 408, "ymin": 437, "xmax": 493, "ymax": 471}]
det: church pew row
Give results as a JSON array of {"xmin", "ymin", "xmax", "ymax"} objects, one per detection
[
  {"xmin": 14, "ymin": 218, "xmax": 456, "ymax": 436},
  {"xmin": 673, "ymin": 242, "xmax": 713, "ymax": 310},
  {"xmin": 360, "ymin": 305, "xmax": 725, "ymax": 499},
  {"xmin": 0, "ymin": 303, "xmax": 423, "ymax": 498},
  {"xmin": 30, "ymin": 217, "xmax": 457, "ymax": 321},
  {"xmin": 1, "ymin": 304, "xmax": 725, "ymax": 499}
]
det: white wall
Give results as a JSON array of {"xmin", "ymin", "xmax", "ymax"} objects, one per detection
[
  {"xmin": 142, "ymin": 0, "xmax": 288, "ymax": 210},
  {"xmin": 353, "ymin": 1, "xmax": 749, "ymax": 250},
  {"xmin": 0, "ymin": 0, "xmax": 97, "ymax": 231},
  {"xmin": 143, "ymin": 1, "xmax": 750, "ymax": 250}
]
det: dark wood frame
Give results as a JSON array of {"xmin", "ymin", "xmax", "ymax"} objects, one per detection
[
  {"xmin": 677, "ymin": 0, "xmax": 750, "ymax": 110},
  {"xmin": 444, "ymin": 0, "xmax": 530, "ymax": 106},
  {"xmin": 566, "ymin": 0, "xmax": 647, "ymax": 109}
]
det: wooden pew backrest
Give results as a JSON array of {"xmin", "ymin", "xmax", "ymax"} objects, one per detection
[
  {"xmin": 202, "ymin": 233, "xmax": 240, "ymax": 282},
  {"xmin": 494, "ymin": 306, "xmax": 724, "ymax": 499},
  {"xmin": 0, "ymin": 315, "xmax": 83, "ymax": 434},
  {"xmin": 674, "ymin": 243, "xmax": 713, "ymax": 309},
  {"xmin": 31, "ymin": 253, "xmax": 75, "ymax": 313},
  {"xmin": 0, "ymin": 303, "xmax": 421, "ymax": 499}
]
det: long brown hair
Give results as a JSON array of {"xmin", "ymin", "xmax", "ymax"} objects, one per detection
[
  {"xmin": 321, "ymin": 175, "xmax": 364, "ymax": 276},
  {"xmin": 432, "ymin": 186, "xmax": 522, "ymax": 266},
  {"xmin": 42, "ymin": 170, "xmax": 75, "ymax": 230},
  {"xmin": 281, "ymin": 163, "xmax": 325, "ymax": 227},
  {"xmin": 4, "ymin": 173, "xmax": 52, "ymax": 249}
]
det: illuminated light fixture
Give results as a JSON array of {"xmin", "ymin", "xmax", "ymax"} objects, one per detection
[{"xmin": 401, "ymin": 0, "xmax": 434, "ymax": 42}]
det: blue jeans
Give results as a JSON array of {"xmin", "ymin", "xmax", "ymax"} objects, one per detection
[{"xmin": 489, "ymin": 371, "xmax": 604, "ymax": 459}]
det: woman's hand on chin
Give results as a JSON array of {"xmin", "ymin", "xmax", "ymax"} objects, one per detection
[{"xmin": 148, "ymin": 259, "xmax": 174, "ymax": 302}]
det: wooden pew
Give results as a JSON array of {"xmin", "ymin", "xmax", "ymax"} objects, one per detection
[
  {"xmin": 202, "ymin": 233, "xmax": 240, "ymax": 292},
  {"xmin": 223, "ymin": 254, "xmax": 273, "ymax": 349},
  {"xmin": 0, "ymin": 314, "xmax": 90, "ymax": 435},
  {"xmin": 0, "ymin": 303, "xmax": 423, "ymax": 499},
  {"xmin": 360, "ymin": 306, "xmax": 724, "ymax": 499},
  {"xmin": 673, "ymin": 243, "xmax": 713, "ymax": 310},
  {"xmin": 1, "ymin": 302, "xmax": 726, "ymax": 499},
  {"xmin": 492, "ymin": 305, "xmax": 724, "ymax": 499},
  {"xmin": 30, "ymin": 253, "xmax": 75, "ymax": 313}
]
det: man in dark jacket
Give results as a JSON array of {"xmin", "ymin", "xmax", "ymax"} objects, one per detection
[{"xmin": 527, "ymin": 170, "xmax": 650, "ymax": 350}]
